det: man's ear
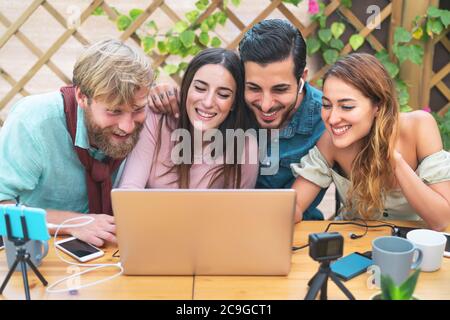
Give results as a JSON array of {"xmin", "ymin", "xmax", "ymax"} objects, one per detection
[
  {"xmin": 301, "ymin": 68, "xmax": 308, "ymax": 82},
  {"xmin": 75, "ymin": 87, "xmax": 88, "ymax": 109}
]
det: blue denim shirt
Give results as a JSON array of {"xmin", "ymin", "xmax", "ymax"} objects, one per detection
[{"xmin": 256, "ymin": 82, "xmax": 326, "ymax": 220}]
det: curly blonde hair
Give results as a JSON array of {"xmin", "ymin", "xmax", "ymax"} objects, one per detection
[{"xmin": 323, "ymin": 53, "xmax": 399, "ymax": 219}]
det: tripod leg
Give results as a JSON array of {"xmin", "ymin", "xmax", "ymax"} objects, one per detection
[
  {"xmin": 330, "ymin": 273, "xmax": 356, "ymax": 300},
  {"xmin": 19, "ymin": 260, "xmax": 31, "ymax": 300},
  {"xmin": 307, "ymin": 273, "xmax": 317, "ymax": 287},
  {"xmin": 0, "ymin": 257, "xmax": 21, "ymax": 294},
  {"xmin": 25, "ymin": 257, "xmax": 48, "ymax": 286},
  {"xmin": 305, "ymin": 272, "xmax": 328, "ymax": 300},
  {"xmin": 319, "ymin": 273, "xmax": 329, "ymax": 300}
]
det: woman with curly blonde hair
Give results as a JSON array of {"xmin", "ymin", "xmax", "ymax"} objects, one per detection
[{"xmin": 291, "ymin": 53, "xmax": 450, "ymax": 231}]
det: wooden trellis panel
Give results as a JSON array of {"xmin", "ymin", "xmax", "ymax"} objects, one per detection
[
  {"xmin": 0, "ymin": 0, "xmax": 448, "ymax": 116},
  {"xmin": 430, "ymin": 32, "xmax": 450, "ymax": 115}
]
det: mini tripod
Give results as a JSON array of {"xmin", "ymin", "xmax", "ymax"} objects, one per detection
[
  {"xmin": 0, "ymin": 213, "xmax": 48, "ymax": 300},
  {"xmin": 304, "ymin": 260, "xmax": 355, "ymax": 300}
]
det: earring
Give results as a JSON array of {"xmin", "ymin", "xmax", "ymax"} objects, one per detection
[{"xmin": 298, "ymin": 78, "xmax": 305, "ymax": 94}]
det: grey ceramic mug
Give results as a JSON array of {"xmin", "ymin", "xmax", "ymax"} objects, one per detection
[
  {"xmin": 3, "ymin": 236, "xmax": 49, "ymax": 272},
  {"xmin": 372, "ymin": 236, "xmax": 423, "ymax": 286}
]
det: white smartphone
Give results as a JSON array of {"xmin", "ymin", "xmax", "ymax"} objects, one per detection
[
  {"xmin": 443, "ymin": 232, "xmax": 450, "ymax": 258},
  {"xmin": 55, "ymin": 237, "xmax": 104, "ymax": 262}
]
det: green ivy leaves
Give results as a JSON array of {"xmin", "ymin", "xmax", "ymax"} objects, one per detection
[
  {"xmin": 109, "ymin": 0, "xmax": 448, "ymax": 106},
  {"xmin": 323, "ymin": 49, "xmax": 339, "ymax": 65},
  {"xmin": 117, "ymin": 15, "xmax": 131, "ymax": 31},
  {"xmin": 412, "ymin": 6, "xmax": 449, "ymax": 41},
  {"xmin": 329, "ymin": 38, "xmax": 344, "ymax": 51},
  {"xmin": 331, "ymin": 22, "xmax": 345, "ymax": 39},
  {"xmin": 111, "ymin": 0, "xmax": 232, "ymax": 77},
  {"xmin": 375, "ymin": 50, "xmax": 399, "ymax": 78},
  {"xmin": 163, "ymin": 64, "xmax": 178, "ymax": 75},
  {"xmin": 426, "ymin": 18, "xmax": 443, "ymax": 38},
  {"xmin": 180, "ymin": 30, "xmax": 196, "ymax": 48},
  {"xmin": 433, "ymin": 110, "xmax": 450, "ymax": 150},
  {"xmin": 349, "ymin": 34, "xmax": 364, "ymax": 50},
  {"xmin": 174, "ymin": 21, "xmax": 189, "ymax": 33},
  {"xmin": 307, "ymin": 18, "xmax": 365, "ymax": 65},
  {"xmin": 306, "ymin": 38, "xmax": 321, "ymax": 55},
  {"xmin": 392, "ymin": 28, "xmax": 424, "ymax": 65},
  {"xmin": 92, "ymin": 7, "xmax": 105, "ymax": 16},
  {"xmin": 129, "ymin": 9, "xmax": 143, "ymax": 21},
  {"xmin": 385, "ymin": 6, "xmax": 448, "ymax": 111},
  {"xmin": 394, "ymin": 27, "xmax": 412, "ymax": 43},
  {"xmin": 318, "ymin": 28, "xmax": 332, "ymax": 43},
  {"xmin": 195, "ymin": 0, "xmax": 209, "ymax": 11},
  {"xmin": 117, "ymin": 9, "xmax": 143, "ymax": 31},
  {"xmin": 142, "ymin": 36, "xmax": 155, "ymax": 53},
  {"xmin": 281, "ymin": 0, "xmax": 302, "ymax": 5},
  {"xmin": 199, "ymin": 32, "xmax": 209, "ymax": 46},
  {"xmin": 427, "ymin": 6, "xmax": 450, "ymax": 28},
  {"xmin": 185, "ymin": 10, "xmax": 200, "ymax": 24},
  {"xmin": 211, "ymin": 37, "xmax": 222, "ymax": 47}
]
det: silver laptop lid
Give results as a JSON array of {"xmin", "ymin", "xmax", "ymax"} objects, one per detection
[{"xmin": 112, "ymin": 189, "xmax": 296, "ymax": 275}]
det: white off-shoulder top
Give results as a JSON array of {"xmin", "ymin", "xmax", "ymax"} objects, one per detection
[{"xmin": 291, "ymin": 146, "xmax": 450, "ymax": 221}]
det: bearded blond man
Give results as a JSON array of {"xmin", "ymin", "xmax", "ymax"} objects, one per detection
[{"xmin": 0, "ymin": 39, "xmax": 153, "ymax": 246}]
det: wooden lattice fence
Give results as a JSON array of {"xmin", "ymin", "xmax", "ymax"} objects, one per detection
[{"xmin": 0, "ymin": 0, "xmax": 448, "ymax": 123}]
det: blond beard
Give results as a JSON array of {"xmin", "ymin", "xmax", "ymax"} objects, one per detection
[{"xmin": 84, "ymin": 108, "xmax": 143, "ymax": 159}]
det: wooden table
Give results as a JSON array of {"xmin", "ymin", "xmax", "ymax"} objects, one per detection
[{"xmin": 1, "ymin": 221, "xmax": 449, "ymax": 300}]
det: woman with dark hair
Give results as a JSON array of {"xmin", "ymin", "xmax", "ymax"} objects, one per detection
[
  {"xmin": 291, "ymin": 53, "xmax": 450, "ymax": 231},
  {"xmin": 118, "ymin": 48, "xmax": 259, "ymax": 189}
]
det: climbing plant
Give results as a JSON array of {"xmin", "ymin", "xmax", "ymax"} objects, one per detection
[{"xmin": 94, "ymin": 0, "xmax": 449, "ymax": 114}]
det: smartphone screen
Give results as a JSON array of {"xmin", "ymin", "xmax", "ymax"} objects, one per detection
[
  {"xmin": 444, "ymin": 234, "xmax": 450, "ymax": 252},
  {"xmin": 0, "ymin": 236, "xmax": 4, "ymax": 249},
  {"xmin": 331, "ymin": 252, "xmax": 373, "ymax": 281},
  {"xmin": 58, "ymin": 238, "xmax": 101, "ymax": 258}
]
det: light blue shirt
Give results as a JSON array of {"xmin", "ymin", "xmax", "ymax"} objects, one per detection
[{"xmin": 0, "ymin": 91, "xmax": 113, "ymax": 213}]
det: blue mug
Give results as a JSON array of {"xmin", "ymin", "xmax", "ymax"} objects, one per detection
[{"xmin": 372, "ymin": 236, "xmax": 423, "ymax": 286}]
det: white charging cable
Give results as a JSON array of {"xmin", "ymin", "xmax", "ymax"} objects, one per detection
[{"xmin": 46, "ymin": 216, "xmax": 123, "ymax": 294}]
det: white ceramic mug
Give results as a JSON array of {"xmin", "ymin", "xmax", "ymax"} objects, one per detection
[{"xmin": 407, "ymin": 229, "xmax": 447, "ymax": 272}]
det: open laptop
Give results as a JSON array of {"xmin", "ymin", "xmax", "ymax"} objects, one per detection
[{"xmin": 111, "ymin": 189, "xmax": 296, "ymax": 276}]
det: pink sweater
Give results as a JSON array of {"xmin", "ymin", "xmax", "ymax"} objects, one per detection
[{"xmin": 118, "ymin": 111, "xmax": 259, "ymax": 189}]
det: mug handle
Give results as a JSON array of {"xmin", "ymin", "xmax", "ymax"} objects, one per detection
[
  {"xmin": 37, "ymin": 240, "xmax": 49, "ymax": 260},
  {"xmin": 411, "ymin": 247, "xmax": 423, "ymax": 269}
]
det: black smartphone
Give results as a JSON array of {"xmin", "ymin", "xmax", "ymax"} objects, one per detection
[
  {"xmin": 331, "ymin": 252, "xmax": 373, "ymax": 281},
  {"xmin": 394, "ymin": 226, "xmax": 419, "ymax": 238},
  {"xmin": 0, "ymin": 236, "xmax": 4, "ymax": 250},
  {"xmin": 443, "ymin": 232, "xmax": 450, "ymax": 257}
]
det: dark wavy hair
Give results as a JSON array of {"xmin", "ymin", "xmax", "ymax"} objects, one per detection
[
  {"xmin": 239, "ymin": 19, "xmax": 307, "ymax": 81},
  {"xmin": 156, "ymin": 48, "xmax": 256, "ymax": 188}
]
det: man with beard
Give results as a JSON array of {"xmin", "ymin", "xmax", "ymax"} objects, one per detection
[
  {"xmin": 0, "ymin": 39, "xmax": 153, "ymax": 246},
  {"xmin": 149, "ymin": 20, "xmax": 326, "ymax": 220}
]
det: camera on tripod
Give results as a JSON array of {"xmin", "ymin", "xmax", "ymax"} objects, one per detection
[
  {"xmin": 309, "ymin": 232, "xmax": 343, "ymax": 262},
  {"xmin": 305, "ymin": 232, "xmax": 355, "ymax": 300}
]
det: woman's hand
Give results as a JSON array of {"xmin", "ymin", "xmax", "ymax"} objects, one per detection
[{"xmin": 148, "ymin": 83, "xmax": 180, "ymax": 118}]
